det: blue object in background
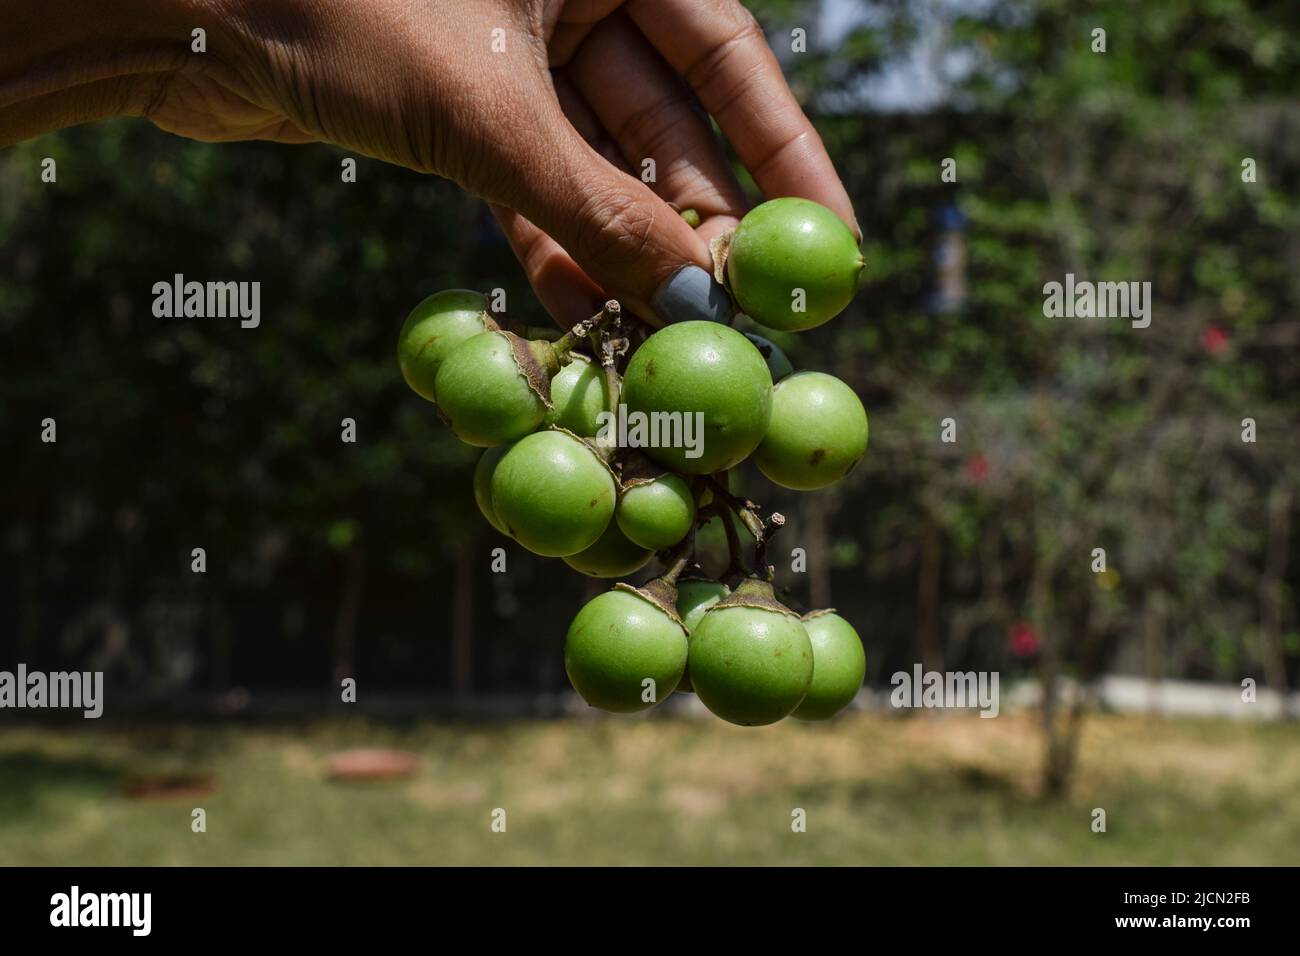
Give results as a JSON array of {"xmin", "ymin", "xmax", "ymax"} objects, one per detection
[{"xmin": 931, "ymin": 203, "xmax": 967, "ymax": 314}]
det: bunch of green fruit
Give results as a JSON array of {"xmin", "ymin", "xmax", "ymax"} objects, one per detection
[{"xmin": 397, "ymin": 198, "xmax": 868, "ymax": 725}]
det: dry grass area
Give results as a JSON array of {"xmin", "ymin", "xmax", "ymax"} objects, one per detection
[{"xmin": 1, "ymin": 712, "xmax": 1296, "ymax": 865}]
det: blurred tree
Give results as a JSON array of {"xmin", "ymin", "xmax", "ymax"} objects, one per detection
[{"xmin": 767, "ymin": 0, "xmax": 1300, "ymax": 793}]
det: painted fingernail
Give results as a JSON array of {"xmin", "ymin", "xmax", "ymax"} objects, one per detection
[{"xmin": 652, "ymin": 265, "xmax": 734, "ymax": 325}]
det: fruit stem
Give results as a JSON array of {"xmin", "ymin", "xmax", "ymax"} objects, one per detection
[
  {"xmin": 659, "ymin": 526, "xmax": 697, "ymax": 585},
  {"xmin": 554, "ymin": 300, "xmax": 621, "ymax": 357},
  {"xmin": 753, "ymin": 511, "xmax": 785, "ymax": 580},
  {"xmin": 594, "ymin": 322, "xmax": 624, "ymax": 414},
  {"xmin": 704, "ymin": 475, "xmax": 785, "ymax": 581},
  {"xmin": 602, "ymin": 362, "xmax": 621, "ymax": 415},
  {"xmin": 704, "ymin": 474, "xmax": 765, "ymax": 542},
  {"xmin": 714, "ymin": 505, "xmax": 752, "ymax": 582}
]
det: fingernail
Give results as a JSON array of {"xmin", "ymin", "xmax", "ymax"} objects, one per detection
[{"xmin": 652, "ymin": 265, "xmax": 734, "ymax": 325}]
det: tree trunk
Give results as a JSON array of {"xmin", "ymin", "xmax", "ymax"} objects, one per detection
[
  {"xmin": 1041, "ymin": 562, "xmax": 1107, "ymax": 798},
  {"xmin": 1260, "ymin": 487, "xmax": 1292, "ymax": 717},
  {"xmin": 1142, "ymin": 589, "xmax": 1166, "ymax": 715},
  {"xmin": 1033, "ymin": 552, "xmax": 1068, "ymax": 797}
]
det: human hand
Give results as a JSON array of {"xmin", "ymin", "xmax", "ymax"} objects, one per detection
[{"xmin": 0, "ymin": 0, "xmax": 858, "ymax": 327}]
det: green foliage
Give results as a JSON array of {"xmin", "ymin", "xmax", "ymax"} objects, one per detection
[
  {"xmin": 764, "ymin": 0, "xmax": 1299, "ymax": 688},
  {"xmin": 1, "ymin": 0, "xmax": 1296, "ymax": 699},
  {"xmin": 1, "ymin": 128, "xmax": 537, "ymax": 578}
]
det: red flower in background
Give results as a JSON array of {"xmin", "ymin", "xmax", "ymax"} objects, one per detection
[
  {"xmin": 965, "ymin": 453, "xmax": 989, "ymax": 482},
  {"xmin": 1202, "ymin": 324, "xmax": 1230, "ymax": 356},
  {"xmin": 1009, "ymin": 621, "xmax": 1041, "ymax": 658}
]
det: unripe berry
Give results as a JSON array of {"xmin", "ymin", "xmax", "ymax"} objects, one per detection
[
  {"xmin": 726, "ymin": 198, "xmax": 864, "ymax": 331},
  {"xmin": 621, "ymin": 322, "xmax": 772, "ymax": 474},
  {"xmin": 616, "ymin": 473, "xmax": 695, "ymax": 551},
  {"xmin": 490, "ymin": 429, "xmax": 615, "ymax": 557},
  {"xmin": 563, "ymin": 522, "xmax": 653, "ymax": 578},
  {"xmin": 545, "ymin": 354, "xmax": 608, "ymax": 437},
  {"xmin": 434, "ymin": 330, "xmax": 557, "ymax": 447},
  {"xmin": 673, "ymin": 578, "xmax": 730, "ymax": 694},
  {"xmin": 396, "ymin": 289, "xmax": 497, "ymax": 402},
  {"xmin": 687, "ymin": 578, "xmax": 813, "ymax": 726},
  {"xmin": 472, "ymin": 445, "xmax": 510, "ymax": 534},
  {"xmin": 565, "ymin": 585, "xmax": 688, "ymax": 712},
  {"xmin": 793, "ymin": 611, "xmax": 866, "ymax": 720},
  {"xmin": 754, "ymin": 371, "xmax": 868, "ymax": 490}
]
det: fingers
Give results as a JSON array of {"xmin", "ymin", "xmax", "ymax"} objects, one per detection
[
  {"xmin": 548, "ymin": 0, "xmax": 625, "ymax": 65},
  {"xmin": 491, "ymin": 69, "xmax": 733, "ymax": 331},
  {"xmin": 489, "ymin": 203, "xmax": 606, "ymax": 329},
  {"xmin": 548, "ymin": 22, "xmax": 595, "ymax": 67},
  {"xmin": 553, "ymin": 69, "xmax": 633, "ymax": 176},
  {"xmin": 626, "ymin": 0, "xmax": 859, "ymax": 239},
  {"xmin": 488, "ymin": 72, "xmax": 625, "ymax": 328},
  {"xmin": 479, "ymin": 63, "xmax": 727, "ymax": 326},
  {"xmin": 567, "ymin": 11, "xmax": 747, "ymax": 246}
]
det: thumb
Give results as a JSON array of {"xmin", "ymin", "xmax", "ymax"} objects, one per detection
[{"xmin": 486, "ymin": 112, "xmax": 733, "ymax": 326}]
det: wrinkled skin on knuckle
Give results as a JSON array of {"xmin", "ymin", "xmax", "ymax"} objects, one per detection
[
  {"xmin": 571, "ymin": 187, "xmax": 660, "ymax": 278},
  {"xmin": 684, "ymin": 6, "xmax": 766, "ymax": 98}
]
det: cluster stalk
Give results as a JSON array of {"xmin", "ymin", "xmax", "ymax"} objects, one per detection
[
  {"xmin": 554, "ymin": 299, "xmax": 621, "ymax": 358},
  {"xmin": 705, "ymin": 474, "xmax": 784, "ymax": 582}
]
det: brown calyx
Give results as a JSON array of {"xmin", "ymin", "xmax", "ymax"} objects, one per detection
[
  {"xmin": 712, "ymin": 576, "xmax": 799, "ymax": 618},
  {"xmin": 615, "ymin": 579, "xmax": 685, "ymax": 630},
  {"xmin": 800, "ymin": 608, "xmax": 839, "ymax": 621},
  {"xmin": 709, "ymin": 229, "xmax": 734, "ymax": 285},
  {"xmin": 504, "ymin": 330, "xmax": 558, "ymax": 409},
  {"xmin": 616, "ymin": 449, "xmax": 670, "ymax": 489}
]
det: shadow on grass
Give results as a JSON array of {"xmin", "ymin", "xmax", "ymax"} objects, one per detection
[
  {"xmin": 0, "ymin": 750, "xmax": 125, "ymax": 822},
  {"xmin": 796, "ymin": 761, "xmax": 1028, "ymax": 805}
]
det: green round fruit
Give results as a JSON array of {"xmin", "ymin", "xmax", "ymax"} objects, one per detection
[
  {"xmin": 726, "ymin": 198, "xmax": 864, "ymax": 331},
  {"xmin": 688, "ymin": 581, "xmax": 813, "ymax": 726},
  {"xmin": 616, "ymin": 474, "xmax": 695, "ymax": 551},
  {"xmin": 434, "ymin": 330, "xmax": 550, "ymax": 447},
  {"xmin": 673, "ymin": 579, "xmax": 730, "ymax": 694},
  {"xmin": 563, "ymin": 522, "xmax": 654, "ymax": 578},
  {"xmin": 396, "ymin": 289, "xmax": 495, "ymax": 402},
  {"xmin": 565, "ymin": 587, "xmax": 688, "ymax": 712},
  {"xmin": 676, "ymin": 579, "xmax": 730, "ymax": 633},
  {"xmin": 743, "ymin": 332, "xmax": 795, "ymax": 382},
  {"xmin": 793, "ymin": 611, "xmax": 866, "ymax": 720},
  {"xmin": 491, "ymin": 430, "xmax": 615, "ymax": 557},
  {"xmin": 472, "ymin": 445, "xmax": 510, "ymax": 534},
  {"xmin": 545, "ymin": 355, "xmax": 607, "ymax": 437},
  {"xmin": 621, "ymin": 322, "xmax": 772, "ymax": 474},
  {"xmin": 754, "ymin": 371, "xmax": 868, "ymax": 490}
]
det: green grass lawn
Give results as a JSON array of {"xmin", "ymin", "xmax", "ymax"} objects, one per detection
[{"xmin": 1, "ymin": 712, "xmax": 1296, "ymax": 865}]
